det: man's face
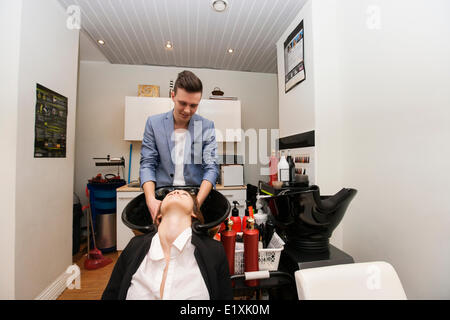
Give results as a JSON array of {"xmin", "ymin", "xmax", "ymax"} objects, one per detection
[{"xmin": 172, "ymin": 88, "xmax": 201, "ymax": 123}]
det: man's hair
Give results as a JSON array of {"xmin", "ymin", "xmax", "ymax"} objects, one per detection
[{"xmin": 174, "ymin": 70, "xmax": 203, "ymax": 95}]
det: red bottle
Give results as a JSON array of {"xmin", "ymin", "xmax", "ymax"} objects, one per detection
[
  {"xmin": 221, "ymin": 219, "xmax": 236, "ymax": 287},
  {"xmin": 243, "ymin": 217, "xmax": 259, "ymax": 287},
  {"xmin": 230, "ymin": 201, "xmax": 242, "ymax": 233},
  {"xmin": 269, "ymin": 149, "xmax": 278, "ymax": 186}
]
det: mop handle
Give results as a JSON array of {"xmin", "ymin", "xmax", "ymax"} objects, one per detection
[
  {"xmin": 88, "ymin": 207, "xmax": 97, "ymax": 249},
  {"xmin": 85, "ymin": 205, "xmax": 90, "ymax": 259}
]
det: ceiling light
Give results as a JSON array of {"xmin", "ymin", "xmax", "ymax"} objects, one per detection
[
  {"xmin": 211, "ymin": 0, "xmax": 228, "ymax": 12},
  {"xmin": 165, "ymin": 41, "xmax": 173, "ymax": 49},
  {"xmin": 228, "ymin": 48, "xmax": 234, "ymax": 53},
  {"xmin": 97, "ymin": 39, "xmax": 105, "ymax": 45}
]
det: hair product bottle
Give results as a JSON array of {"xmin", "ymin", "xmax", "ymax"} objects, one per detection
[
  {"xmin": 230, "ymin": 201, "xmax": 242, "ymax": 233},
  {"xmin": 269, "ymin": 149, "xmax": 278, "ymax": 186},
  {"xmin": 287, "ymin": 149, "xmax": 295, "ymax": 184},
  {"xmin": 243, "ymin": 217, "xmax": 259, "ymax": 287},
  {"xmin": 278, "ymin": 151, "xmax": 289, "ymax": 183},
  {"xmin": 242, "ymin": 203, "xmax": 251, "ymax": 232},
  {"xmin": 221, "ymin": 219, "xmax": 236, "ymax": 287}
]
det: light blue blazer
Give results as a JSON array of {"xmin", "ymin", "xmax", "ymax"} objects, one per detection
[{"xmin": 139, "ymin": 109, "xmax": 219, "ymax": 189}]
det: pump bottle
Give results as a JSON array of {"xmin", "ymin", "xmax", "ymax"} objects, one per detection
[
  {"xmin": 278, "ymin": 151, "xmax": 289, "ymax": 183},
  {"xmin": 230, "ymin": 201, "xmax": 242, "ymax": 233}
]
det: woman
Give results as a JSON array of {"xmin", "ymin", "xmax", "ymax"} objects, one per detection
[{"xmin": 102, "ymin": 189, "xmax": 233, "ymax": 300}]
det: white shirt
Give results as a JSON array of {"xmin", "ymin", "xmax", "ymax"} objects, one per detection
[
  {"xmin": 172, "ymin": 129, "xmax": 187, "ymax": 186},
  {"xmin": 126, "ymin": 227, "xmax": 210, "ymax": 300}
]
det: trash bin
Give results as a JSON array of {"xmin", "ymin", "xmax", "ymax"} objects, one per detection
[
  {"xmin": 87, "ymin": 180, "xmax": 125, "ymax": 253},
  {"xmin": 96, "ymin": 213, "xmax": 117, "ymax": 253}
]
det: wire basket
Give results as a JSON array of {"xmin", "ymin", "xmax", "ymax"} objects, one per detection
[{"xmin": 234, "ymin": 246, "xmax": 284, "ymax": 275}]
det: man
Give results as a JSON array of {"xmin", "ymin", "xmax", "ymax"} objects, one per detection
[{"xmin": 140, "ymin": 70, "xmax": 219, "ymax": 221}]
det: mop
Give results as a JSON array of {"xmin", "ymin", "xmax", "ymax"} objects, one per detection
[{"xmin": 82, "ymin": 196, "xmax": 112, "ymax": 270}]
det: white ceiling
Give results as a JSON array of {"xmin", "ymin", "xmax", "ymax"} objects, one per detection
[
  {"xmin": 59, "ymin": 0, "xmax": 306, "ymax": 73},
  {"xmin": 79, "ymin": 29, "xmax": 109, "ymax": 62}
]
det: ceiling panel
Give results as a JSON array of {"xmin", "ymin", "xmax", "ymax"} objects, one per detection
[{"xmin": 59, "ymin": 0, "xmax": 307, "ymax": 73}]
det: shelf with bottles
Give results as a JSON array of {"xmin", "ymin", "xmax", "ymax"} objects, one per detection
[
  {"xmin": 295, "ymin": 168, "xmax": 307, "ymax": 175},
  {"xmin": 294, "ymin": 154, "xmax": 310, "ymax": 164}
]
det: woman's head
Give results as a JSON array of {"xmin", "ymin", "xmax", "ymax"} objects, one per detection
[{"xmin": 155, "ymin": 189, "xmax": 204, "ymax": 226}]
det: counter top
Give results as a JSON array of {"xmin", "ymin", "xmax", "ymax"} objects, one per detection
[{"xmin": 117, "ymin": 183, "xmax": 246, "ymax": 192}]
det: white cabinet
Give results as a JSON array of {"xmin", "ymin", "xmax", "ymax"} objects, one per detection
[
  {"xmin": 124, "ymin": 96, "xmax": 241, "ymax": 142},
  {"xmin": 124, "ymin": 97, "xmax": 172, "ymax": 141},
  {"xmin": 116, "ymin": 191, "xmax": 142, "ymax": 250},
  {"xmin": 197, "ymin": 99, "xmax": 242, "ymax": 142}
]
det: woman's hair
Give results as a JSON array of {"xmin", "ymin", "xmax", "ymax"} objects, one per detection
[{"xmin": 154, "ymin": 192, "xmax": 204, "ymax": 226}]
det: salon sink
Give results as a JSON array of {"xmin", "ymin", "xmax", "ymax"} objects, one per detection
[{"xmin": 122, "ymin": 185, "xmax": 231, "ymax": 236}]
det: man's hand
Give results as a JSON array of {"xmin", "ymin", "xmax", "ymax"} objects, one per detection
[
  {"xmin": 142, "ymin": 181, "xmax": 160, "ymax": 222},
  {"xmin": 196, "ymin": 180, "xmax": 213, "ymax": 207},
  {"xmin": 146, "ymin": 197, "xmax": 161, "ymax": 222}
]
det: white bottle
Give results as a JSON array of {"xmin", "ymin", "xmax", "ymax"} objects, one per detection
[{"xmin": 278, "ymin": 151, "xmax": 290, "ymax": 182}]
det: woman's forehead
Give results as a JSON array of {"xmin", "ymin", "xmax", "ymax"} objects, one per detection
[{"xmin": 170, "ymin": 189, "xmax": 188, "ymax": 194}]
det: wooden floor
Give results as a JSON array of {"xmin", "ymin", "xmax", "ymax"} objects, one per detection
[{"xmin": 57, "ymin": 250, "xmax": 120, "ymax": 300}]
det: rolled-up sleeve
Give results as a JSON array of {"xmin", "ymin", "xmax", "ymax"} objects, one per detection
[
  {"xmin": 139, "ymin": 117, "xmax": 159, "ymax": 187},
  {"xmin": 202, "ymin": 121, "xmax": 219, "ymax": 188}
]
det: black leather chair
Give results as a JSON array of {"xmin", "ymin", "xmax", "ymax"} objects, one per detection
[{"xmin": 268, "ymin": 185, "xmax": 357, "ymax": 252}]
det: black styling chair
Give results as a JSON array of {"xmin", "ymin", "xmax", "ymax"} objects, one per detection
[
  {"xmin": 122, "ymin": 185, "xmax": 231, "ymax": 237},
  {"xmin": 268, "ymin": 185, "xmax": 357, "ymax": 252}
]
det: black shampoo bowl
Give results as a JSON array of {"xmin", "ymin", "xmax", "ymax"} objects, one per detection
[
  {"xmin": 122, "ymin": 186, "xmax": 231, "ymax": 236},
  {"xmin": 268, "ymin": 185, "xmax": 357, "ymax": 252}
]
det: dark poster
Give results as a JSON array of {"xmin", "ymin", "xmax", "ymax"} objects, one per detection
[
  {"xmin": 284, "ymin": 20, "xmax": 305, "ymax": 93},
  {"xmin": 34, "ymin": 84, "xmax": 68, "ymax": 158}
]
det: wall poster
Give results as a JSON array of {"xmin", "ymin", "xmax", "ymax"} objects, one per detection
[
  {"xmin": 34, "ymin": 84, "xmax": 68, "ymax": 158},
  {"xmin": 284, "ymin": 20, "xmax": 305, "ymax": 93}
]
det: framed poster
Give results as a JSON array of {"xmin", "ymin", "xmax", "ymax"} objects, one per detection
[
  {"xmin": 34, "ymin": 84, "xmax": 68, "ymax": 158},
  {"xmin": 284, "ymin": 20, "xmax": 305, "ymax": 93}
]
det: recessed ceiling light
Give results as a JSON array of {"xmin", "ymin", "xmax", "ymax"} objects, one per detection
[
  {"xmin": 165, "ymin": 41, "xmax": 173, "ymax": 49},
  {"xmin": 228, "ymin": 48, "xmax": 234, "ymax": 53},
  {"xmin": 97, "ymin": 39, "xmax": 105, "ymax": 45},
  {"xmin": 211, "ymin": 0, "xmax": 228, "ymax": 12}
]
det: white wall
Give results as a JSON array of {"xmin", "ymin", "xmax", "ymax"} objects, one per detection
[
  {"xmin": 74, "ymin": 61, "xmax": 279, "ymax": 206},
  {"xmin": 278, "ymin": 0, "xmax": 450, "ymax": 299},
  {"xmin": 276, "ymin": 0, "xmax": 315, "ymax": 139},
  {"xmin": 11, "ymin": 0, "xmax": 79, "ymax": 299},
  {"xmin": 276, "ymin": 0, "xmax": 344, "ymax": 248},
  {"xmin": 337, "ymin": 0, "xmax": 450, "ymax": 299},
  {"xmin": 0, "ymin": 0, "xmax": 22, "ymax": 299}
]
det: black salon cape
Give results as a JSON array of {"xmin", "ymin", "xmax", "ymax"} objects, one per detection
[{"xmin": 101, "ymin": 228, "xmax": 233, "ymax": 300}]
